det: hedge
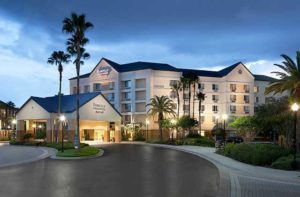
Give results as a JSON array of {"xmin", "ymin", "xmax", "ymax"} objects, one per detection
[
  {"xmin": 220, "ymin": 143, "xmax": 291, "ymax": 166},
  {"xmin": 175, "ymin": 137, "xmax": 215, "ymax": 147}
]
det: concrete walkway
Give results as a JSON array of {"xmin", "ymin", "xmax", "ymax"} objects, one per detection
[
  {"xmin": 0, "ymin": 143, "xmax": 55, "ymax": 168},
  {"xmin": 146, "ymin": 143, "xmax": 300, "ymax": 197}
]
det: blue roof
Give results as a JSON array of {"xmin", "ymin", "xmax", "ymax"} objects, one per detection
[
  {"xmin": 31, "ymin": 92, "xmax": 100, "ymax": 113},
  {"xmin": 68, "ymin": 58, "xmax": 271, "ymax": 80}
]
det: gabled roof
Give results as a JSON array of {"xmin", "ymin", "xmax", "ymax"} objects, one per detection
[
  {"xmin": 18, "ymin": 92, "xmax": 121, "ymax": 116},
  {"xmin": 254, "ymin": 74, "xmax": 276, "ymax": 82}
]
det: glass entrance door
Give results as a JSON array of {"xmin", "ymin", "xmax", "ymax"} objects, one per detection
[{"xmin": 94, "ymin": 130, "xmax": 104, "ymax": 141}]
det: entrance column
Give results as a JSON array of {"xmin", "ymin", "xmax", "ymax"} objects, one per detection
[
  {"xmin": 115, "ymin": 121, "xmax": 121, "ymax": 143},
  {"xmin": 16, "ymin": 120, "xmax": 25, "ymax": 141},
  {"xmin": 103, "ymin": 122, "xmax": 110, "ymax": 142}
]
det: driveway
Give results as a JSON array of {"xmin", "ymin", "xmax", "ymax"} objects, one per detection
[
  {"xmin": 0, "ymin": 144, "xmax": 51, "ymax": 168},
  {"xmin": 0, "ymin": 144, "xmax": 220, "ymax": 197}
]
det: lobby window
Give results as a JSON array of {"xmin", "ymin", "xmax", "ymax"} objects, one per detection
[
  {"xmin": 254, "ymin": 86, "xmax": 259, "ymax": 93},
  {"xmin": 198, "ymin": 83, "xmax": 205, "ymax": 90},
  {"xmin": 169, "ymin": 80, "xmax": 179, "ymax": 87},
  {"xmin": 230, "ymin": 84, "xmax": 236, "ymax": 92},
  {"xmin": 93, "ymin": 83, "xmax": 101, "ymax": 91},
  {"xmin": 230, "ymin": 95, "xmax": 236, "ymax": 102},
  {"xmin": 244, "ymin": 106, "xmax": 250, "ymax": 114},
  {"xmin": 212, "ymin": 105, "xmax": 218, "ymax": 113},
  {"xmin": 244, "ymin": 95, "xmax": 250, "ymax": 103},
  {"xmin": 244, "ymin": 85, "xmax": 250, "ymax": 93},
  {"xmin": 230, "ymin": 105, "xmax": 236, "ymax": 113},
  {"xmin": 123, "ymin": 80, "xmax": 131, "ymax": 89},
  {"xmin": 212, "ymin": 95, "xmax": 219, "ymax": 102},
  {"xmin": 212, "ymin": 84, "xmax": 219, "ymax": 91},
  {"xmin": 84, "ymin": 85, "xmax": 90, "ymax": 93}
]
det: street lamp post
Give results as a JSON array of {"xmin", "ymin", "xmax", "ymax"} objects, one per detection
[
  {"xmin": 222, "ymin": 114, "xmax": 228, "ymax": 145},
  {"xmin": 146, "ymin": 119, "xmax": 149, "ymax": 142},
  {"xmin": 12, "ymin": 119, "xmax": 17, "ymax": 141},
  {"xmin": 170, "ymin": 119, "xmax": 177, "ymax": 144},
  {"xmin": 291, "ymin": 103, "xmax": 299, "ymax": 169},
  {"xmin": 59, "ymin": 115, "xmax": 66, "ymax": 152}
]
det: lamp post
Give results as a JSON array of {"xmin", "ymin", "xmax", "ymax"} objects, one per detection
[
  {"xmin": 222, "ymin": 114, "xmax": 228, "ymax": 144},
  {"xmin": 291, "ymin": 103, "xmax": 299, "ymax": 169},
  {"xmin": 59, "ymin": 115, "xmax": 66, "ymax": 152},
  {"xmin": 12, "ymin": 119, "xmax": 17, "ymax": 141},
  {"xmin": 146, "ymin": 119, "xmax": 149, "ymax": 142},
  {"xmin": 170, "ymin": 119, "xmax": 177, "ymax": 144}
]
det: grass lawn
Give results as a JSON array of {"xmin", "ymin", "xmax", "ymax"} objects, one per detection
[{"xmin": 56, "ymin": 146, "xmax": 101, "ymax": 157}]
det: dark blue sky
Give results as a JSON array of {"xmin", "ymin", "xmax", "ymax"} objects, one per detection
[{"xmin": 0, "ymin": 0, "xmax": 299, "ymax": 106}]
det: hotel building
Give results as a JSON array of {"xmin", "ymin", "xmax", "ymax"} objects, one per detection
[{"xmin": 69, "ymin": 58, "xmax": 284, "ymax": 136}]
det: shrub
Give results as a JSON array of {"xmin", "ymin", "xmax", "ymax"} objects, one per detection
[
  {"xmin": 186, "ymin": 133, "xmax": 201, "ymax": 138},
  {"xmin": 132, "ymin": 130, "xmax": 145, "ymax": 141},
  {"xmin": 271, "ymin": 155, "xmax": 300, "ymax": 170},
  {"xmin": 23, "ymin": 133, "xmax": 34, "ymax": 140},
  {"xmin": 220, "ymin": 143, "xmax": 291, "ymax": 166},
  {"xmin": 175, "ymin": 137, "xmax": 215, "ymax": 147},
  {"xmin": 35, "ymin": 130, "xmax": 46, "ymax": 139}
]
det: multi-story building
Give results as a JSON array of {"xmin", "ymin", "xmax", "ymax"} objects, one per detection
[
  {"xmin": 0, "ymin": 100, "xmax": 18, "ymax": 140},
  {"xmin": 69, "ymin": 58, "xmax": 282, "ymax": 134}
]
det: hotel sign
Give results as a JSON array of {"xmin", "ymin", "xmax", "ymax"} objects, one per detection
[
  {"xmin": 93, "ymin": 103, "xmax": 105, "ymax": 114},
  {"xmin": 98, "ymin": 67, "xmax": 110, "ymax": 75}
]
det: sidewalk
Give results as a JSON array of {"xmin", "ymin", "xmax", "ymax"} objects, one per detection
[{"xmin": 146, "ymin": 143, "xmax": 300, "ymax": 197}]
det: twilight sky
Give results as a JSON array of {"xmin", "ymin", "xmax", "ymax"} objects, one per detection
[{"xmin": 0, "ymin": 0, "xmax": 299, "ymax": 106}]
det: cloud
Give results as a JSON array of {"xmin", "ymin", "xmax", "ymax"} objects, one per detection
[{"xmin": 0, "ymin": 16, "xmax": 21, "ymax": 46}]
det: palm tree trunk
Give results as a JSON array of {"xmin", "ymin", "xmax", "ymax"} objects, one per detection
[
  {"xmin": 176, "ymin": 90, "xmax": 180, "ymax": 118},
  {"xmin": 74, "ymin": 54, "xmax": 80, "ymax": 149},
  {"xmin": 188, "ymin": 82, "xmax": 191, "ymax": 117},
  {"xmin": 192, "ymin": 83, "xmax": 196, "ymax": 118},
  {"xmin": 199, "ymin": 100, "xmax": 201, "ymax": 133},
  {"xmin": 56, "ymin": 68, "xmax": 62, "ymax": 143},
  {"xmin": 159, "ymin": 113, "xmax": 163, "ymax": 141}
]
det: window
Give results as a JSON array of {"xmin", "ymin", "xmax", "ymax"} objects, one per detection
[
  {"xmin": 170, "ymin": 91, "xmax": 177, "ymax": 99},
  {"xmin": 230, "ymin": 105, "xmax": 236, "ymax": 113},
  {"xmin": 94, "ymin": 83, "xmax": 101, "ymax": 91},
  {"xmin": 201, "ymin": 105, "xmax": 205, "ymax": 112},
  {"xmin": 183, "ymin": 93, "xmax": 189, "ymax": 99},
  {"xmin": 244, "ymin": 95, "xmax": 250, "ymax": 103},
  {"xmin": 198, "ymin": 83, "xmax": 205, "ymax": 90},
  {"xmin": 212, "ymin": 84, "xmax": 219, "ymax": 91},
  {"xmin": 244, "ymin": 85, "xmax": 250, "ymax": 93},
  {"xmin": 72, "ymin": 87, "xmax": 77, "ymax": 94},
  {"xmin": 171, "ymin": 103, "xmax": 177, "ymax": 110},
  {"xmin": 169, "ymin": 80, "xmax": 179, "ymax": 86},
  {"xmin": 212, "ymin": 105, "xmax": 218, "ymax": 112},
  {"xmin": 254, "ymin": 86, "xmax": 259, "ymax": 93},
  {"xmin": 230, "ymin": 84, "xmax": 236, "ymax": 92},
  {"xmin": 123, "ymin": 92, "xmax": 131, "ymax": 101},
  {"xmin": 183, "ymin": 105, "xmax": 190, "ymax": 111},
  {"xmin": 230, "ymin": 95, "xmax": 236, "ymax": 102},
  {"xmin": 212, "ymin": 115, "xmax": 218, "ymax": 123},
  {"xmin": 212, "ymin": 95, "xmax": 219, "ymax": 102},
  {"xmin": 244, "ymin": 106, "xmax": 250, "ymax": 113},
  {"xmin": 200, "ymin": 116, "xmax": 205, "ymax": 123},
  {"xmin": 124, "ymin": 103, "xmax": 131, "ymax": 112},
  {"xmin": 124, "ymin": 80, "xmax": 131, "ymax": 89},
  {"xmin": 108, "ymin": 93, "xmax": 114, "ymax": 101},
  {"xmin": 109, "ymin": 82, "xmax": 114, "ymax": 90},
  {"xmin": 255, "ymin": 97, "xmax": 259, "ymax": 103},
  {"xmin": 84, "ymin": 85, "xmax": 90, "ymax": 93}
]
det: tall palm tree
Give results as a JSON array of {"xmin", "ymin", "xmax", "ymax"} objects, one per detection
[
  {"xmin": 182, "ymin": 72, "xmax": 199, "ymax": 118},
  {"xmin": 62, "ymin": 13, "xmax": 93, "ymax": 149},
  {"xmin": 180, "ymin": 76, "xmax": 189, "ymax": 116},
  {"xmin": 47, "ymin": 51, "xmax": 70, "ymax": 142},
  {"xmin": 146, "ymin": 96, "xmax": 176, "ymax": 141},
  {"xmin": 265, "ymin": 52, "xmax": 300, "ymax": 99},
  {"xmin": 170, "ymin": 81, "xmax": 182, "ymax": 118},
  {"xmin": 196, "ymin": 92, "xmax": 205, "ymax": 133},
  {"xmin": 191, "ymin": 75, "xmax": 199, "ymax": 119}
]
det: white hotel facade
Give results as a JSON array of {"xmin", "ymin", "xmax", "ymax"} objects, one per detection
[{"xmin": 69, "ymin": 58, "xmax": 283, "ymax": 135}]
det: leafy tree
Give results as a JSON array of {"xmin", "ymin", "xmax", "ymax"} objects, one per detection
[
  {"xmin": 146, "ymin": 96, "xmax": 176, "ymax": 141},
  {"xmin": 47, "ymin": 51, "xmax": 70, "ymax": 143},
  {"xmin": 230, "ymin": 116, "xmax": 257, "ymax": 140},
  {"xmin": 62, "ymin": 13, "xmax": 93, "ymax": 149},
  {"xmin": 6, "ymin": 101, "xmax": 15, "ymax": 108},
  {"xmin": 178, "ymin": 115, "xmax": 197, "ymax": 134}
]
